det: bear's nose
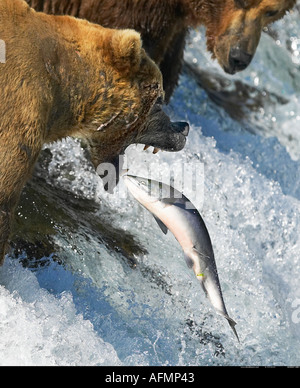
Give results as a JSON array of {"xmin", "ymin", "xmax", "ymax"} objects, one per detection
[
  {"xmin": 171, "ymin": 121, "xmax": 190, "ymax": 137},
  {"xmin": 228, "ymin": 46, "xmax": 253, "ymax": 73}
]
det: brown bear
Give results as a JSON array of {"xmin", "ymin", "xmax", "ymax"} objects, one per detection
[
  {"xmin": 27, "ymin": 0, "xmax": 297, "ymax": 102},
  {"xmin": 0, "ymin": 0, "xmax": 189, "ymax": 265}
]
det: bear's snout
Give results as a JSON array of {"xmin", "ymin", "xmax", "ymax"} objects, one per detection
[
  {"xmin": 228, "ymin": 46, "xmax": 253, "ymax": 74},
  {"xmin": 136, "ymin": 104, "xmax": 189, "ymax": 153},
  {"xmin": 170, "ymin": 121, "xmax": 190, "ymax": 138}
]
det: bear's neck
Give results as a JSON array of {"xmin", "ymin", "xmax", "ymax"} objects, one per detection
[{"xmin": 179, "ymin": 0, "xmax": 225, "ymax": 28}]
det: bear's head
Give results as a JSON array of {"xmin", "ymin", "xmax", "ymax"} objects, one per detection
[
  {"xmin": 87, "ymin": 28, "xmax": 190, "ymax": 155},
  {"xmin": 188, "ymin": 0, "xmax": 296, "ymax": 74},
  {"xmin": 80, "ymin": 28, "xmax": 189, "ymax": 192}
]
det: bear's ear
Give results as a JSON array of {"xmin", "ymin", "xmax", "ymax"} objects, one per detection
[{"xmin": 104, "ymin": 29, "xmax": 142, "ymax": 74}]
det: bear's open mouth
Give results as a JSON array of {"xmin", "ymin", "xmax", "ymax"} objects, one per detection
[
  {"xmin": 97, "ymin": 120, "xmax": 189, "ymax": 193},
  {"xmin": 96, "ymin": 102, "xmax": 190, "ymax": 193},
  {"xmin": 143, "ymin": 145, "xmax": 160, "ymax": 154}
]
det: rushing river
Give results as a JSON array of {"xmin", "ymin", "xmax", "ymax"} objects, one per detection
[{"xmin": 1, "ymin": 4, "xmax": 300, "ymax": 366}]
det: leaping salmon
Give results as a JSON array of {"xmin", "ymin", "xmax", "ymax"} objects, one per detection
[{"xmin": 123, "ymin": 174, "xmax": 239, "ymax": 342}]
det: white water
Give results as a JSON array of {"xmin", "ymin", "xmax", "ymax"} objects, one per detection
[{"xmin": 1, "ymin": 5, "xmax": 300, "ymax": 366}]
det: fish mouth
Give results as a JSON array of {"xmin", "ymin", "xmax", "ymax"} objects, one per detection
[
  {"xmin": 123, "ymin": 174, "xmax": 148, "ymax": 190},
  {"xmin": 97, "ymin": 124, "xmax": 189, "ymax": 193},
  {"xmin": 97, "ymin": 104, "xmax": 190, "ymax": 193},
  {"xmin": 122, "ymin": 174, "xmax": 140, "ymax": 192}
]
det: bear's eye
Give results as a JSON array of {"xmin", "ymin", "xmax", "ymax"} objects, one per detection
[{"xmin": 265, "ymin": 10, "xmax": 279, "ymax": 17}]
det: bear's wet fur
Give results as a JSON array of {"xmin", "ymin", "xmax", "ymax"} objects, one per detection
[
  {"xmin": 0, "ymin": 0, "xmax": 189, "ymax": 264},
  {"xmin": 27, "ymin": 0, "xmax": 297, "ymax": 101}
]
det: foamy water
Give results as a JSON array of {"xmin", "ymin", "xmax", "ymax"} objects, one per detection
[{"xmin": 1, "ymin": 4, "xmax": 300, "ymax": 366}]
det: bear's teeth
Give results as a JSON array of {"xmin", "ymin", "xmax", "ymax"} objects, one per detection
[{"xmin": 143, "ymin": 145, "xmax": 160, "ymax": 153}]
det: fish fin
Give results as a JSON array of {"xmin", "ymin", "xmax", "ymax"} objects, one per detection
[
  {"xmin": 184, "ymin": 254, "xmax": 194, "ymax": 269},
  {"xmin": 153, "ymin": 215, "xmax": 168, "ymax": 235},
  {"xmin": 192, "ymin": 247, "xmax": 210, "ymax": 259},
  {"xmin": 200, "ymin": 279, "xmax": 208, "ymax": 297}
]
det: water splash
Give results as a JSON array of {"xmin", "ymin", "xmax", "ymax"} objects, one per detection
[{"xmin": 1, "ymin": 3, "xmax": 300, "ymax": 366}]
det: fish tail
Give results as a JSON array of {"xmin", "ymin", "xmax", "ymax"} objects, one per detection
[{"xmin": 225, "ymin": 315, "xmax": 240, "ymax": 343}]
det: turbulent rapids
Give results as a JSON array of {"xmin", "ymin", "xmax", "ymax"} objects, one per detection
[{"xmin": 1, "ymin": 3, "xmax": 300, "ymax": 366}]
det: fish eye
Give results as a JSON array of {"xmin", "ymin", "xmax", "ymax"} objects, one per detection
[{"xmin": 265, "ymin": 10, "xmax": 279, "ymax": 17}]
